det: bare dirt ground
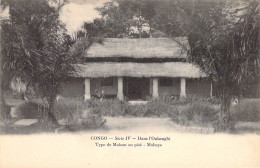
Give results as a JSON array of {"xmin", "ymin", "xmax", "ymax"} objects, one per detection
[
  {"xmin": 1, "ymin": 123, "xmax": 260, "ymax": 168},
  {"xmin": 2, "ymin": 99, "xmax": 260, "ymax": 168},
  {"xmin": 88, "ymin": 117, "xmax": 260, "ymax": 135},
  {"xmin": 100, "ymin": 117, "xmax": 178, "ymax": 132}
]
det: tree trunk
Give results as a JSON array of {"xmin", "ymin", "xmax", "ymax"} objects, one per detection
[
  {"xmin": 0, "ymin": 23, "xmax": 5, "ymax": 112},
  {"xmin": 218, "ymin": 91, "xmax": 234, "ymax": 131},
  {"xmin": 47, "ymin": 95, "xmax": 58, "ymax": 126}
]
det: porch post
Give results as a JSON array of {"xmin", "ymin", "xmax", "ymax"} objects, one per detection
[
  {"xmin": 210, "ymin": 82, "xmax": 213, "ymax": 98},
  {"xmin": 180, "ymin": 77, "xmax": 186, "ymax": 97},
  {"xmin": 152, "ymin": 77, "xmax": 159, "ymax": 98},
  {"xmin": 149, "ymin": 78, "xmax": 153, "ymax": 95},
  {"xmin": 84, "ymin": 78, "xmax": 91, "ymax": 100},
  {"xmin": 117, "ymin": 77, "xmax": 124, "ymax": 100}
]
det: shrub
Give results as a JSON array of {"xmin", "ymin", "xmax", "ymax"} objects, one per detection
[
  {"xmin": 0, "ymin": 102, "xmax": 11, "ymax": 120},
  {"xmin": 158, "ymin": 93, "xmax": 190, "ymax": 105},
  {"xmin": 212, "ymin": 118, "xmax": 235, "ymax": 132},
  {"xmin": 14, "ymin": 99, "xmax": 105, "ymax": 129},
  {"xmin": 53, "ymin": 98, "xmax": 88, "ymax": 125},
  {"xmin": 157, "ymin": 94, "xmax": 220, "ymax": 106},
  {"xmin": 0, "ymin": 102, "xmax": 17, "ymax": 131},
  {"xmin": 231, "ymin": 99, "xmax": 260, "ymax": 122},
  {"xmin": 15, "ymin": 101, "xmax": 47, "ymax": 119},
  {"xmin": 53, "ymin": 98, "xmax": 105, "ymax": 128},
  {"xmin": 171, "ymin": 101, "xmax": 219, "ymax": 126},
  {"xmin": 166, "ymin": 105, "xmax": 181, "ymax": 122},
  {"xmin": 87, "ymin": 98, "xmax": 126, "ymax": 116},
  {"xmin": 125, "ymin": 104, "xmax": 147, "ymax": 117},
  {"xmin": 147, "ymin": 98, "xmax": 171, "ymax": 116},
  {"xmin": 206, "ymin": 96, "xmax": 221, "ymax": 105}
]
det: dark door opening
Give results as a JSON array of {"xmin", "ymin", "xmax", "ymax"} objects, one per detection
[{"xmin": 124, "ymin": 77, "xmax": 150, "ymax": 100}]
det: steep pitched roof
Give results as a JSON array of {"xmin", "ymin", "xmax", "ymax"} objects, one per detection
[{"xmin": 83, "ymin": 37, "xmax": 188, "ymax": 59}]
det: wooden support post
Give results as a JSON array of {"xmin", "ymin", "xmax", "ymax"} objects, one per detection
[
  {"xmin": 84, "ymin": 78, "xmax": 91, "ymax": 100},
  {"xmin": 117, "ymin": 77, "xmax": 124, "ymax": 100},
  {"xmin": 180, "ymin": 77, "xmax": 186, "ymax": 97},
  {"xmin": 152, "ymin": 78, "xmax": 159, "ymax": 98},
  {"xmin": 149, "ymin": 78, "xmax": 153, "ymax": 95}
]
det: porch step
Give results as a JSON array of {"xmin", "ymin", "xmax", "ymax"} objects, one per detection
[
  {"xmin": 13, "ymin": 119, "xmax": 38, "ymax": 126},
  {"xmin": 128, "ymin": 101, "xmax": 148, "ymax": 105}
]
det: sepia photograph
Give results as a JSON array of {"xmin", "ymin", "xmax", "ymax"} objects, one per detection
[{"xmin": 0, "ymin": 0, "xmax": 259, "ymax": 167}]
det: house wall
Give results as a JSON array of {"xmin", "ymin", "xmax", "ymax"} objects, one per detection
[
  {"xmin": 90, "ymin": 77, "xmax": 118, "ymax": 96},
  {"xmin": 60, "ymin": 77, "xmax": 118, "ymax": 98},
  {"xmin": 186, "ymin": 78, "xmax": 211, "ymax": 97},
  {"xmin": 157, "ymin": 77, "xmax": 211, "ymax": 97},
  {"xmin": 60, "ymin": 77, "xmax": 212, "ymax": 99},
  {"xmin": 158, "ymin": 78, "xmax": 180, "ymax": 95},
  {"xmin": 60, "ymin": 78, "xmax": 84, "ymax": 98}
]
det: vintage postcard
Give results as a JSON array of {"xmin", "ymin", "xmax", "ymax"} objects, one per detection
[{"xmin": 0, "ymin": 0, "xmax": 260, "ymax": 167}]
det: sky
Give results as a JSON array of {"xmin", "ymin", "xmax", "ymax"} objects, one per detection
[
  {"xmin": 0, "ymin": 0, "xmax": 247, "ymax": 35},
  {"xmin": 59, "ymin": 0, "xmax": 111, "ymax": 34},
  {"xmin": 0, "ymin": 0, "xmax": 111, "ymax": 35}
]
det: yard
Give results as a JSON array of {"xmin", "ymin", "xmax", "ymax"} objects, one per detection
[
  {"xmin": 1, "ymin": 97, "xmax": 260, "ymax": 167},
  {"xmin": 1, "ymin": 97, "xmax": 260, "ymax": 134}
]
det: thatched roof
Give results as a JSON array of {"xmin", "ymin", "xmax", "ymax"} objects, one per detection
[
  {"xmin": 83, "ymin": 38, "xmax": 188, "ymax": 59},
  {"xmin": 75, "ymin": 62, "xmax": 206, "ymax": 78}
]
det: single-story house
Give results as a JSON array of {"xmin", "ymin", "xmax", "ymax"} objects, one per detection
[{"xmin": 60, "ymin": 38, "xmax": 212, "ymax": 100}]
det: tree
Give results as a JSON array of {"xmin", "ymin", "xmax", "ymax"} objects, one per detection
[
  {"xmin": 152, "ymin": 1, "xmax": 186, "ymax": 37},
  {"xmin": 93, "ymin": 0, "xmax": 189, "ymax": 38},
  {"xmin": 162, "ymin": 0, "xmax": 259, "ymax": 130},
  {"xmin": 1, "ymin": 0, "xmax": 90, "ymax": 124},
  {"xmin": 94, "ymin": 1, "xmax": 133, "ymax": 38},
  {"xmin": 86, "ymin": 0, "xmax": 160, "ymax": 38}
]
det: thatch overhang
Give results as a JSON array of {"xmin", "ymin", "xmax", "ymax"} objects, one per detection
[
  {"xmin": 83, "ymin": 38, "xmax": 188, "ymax": 59},
  {"xmin": 74, "ymin": 62, "xmax": 206, "ymax": 78}
]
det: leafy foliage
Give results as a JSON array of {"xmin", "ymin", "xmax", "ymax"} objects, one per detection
[
  {"xmin": 81, "ymin": 0, "xmax": 161, "ymax": 38},
  {"xmin": 87, "ymin": 98, "xmax": 126, "ymax": 117},
  {"xmin": 154, "ymin": 0, "xmax": 259, "ymax": 130},
  {"xmin": 231, "ymin": 99, "xmax": 260, "ymax": 122},
  {"xmin": 1, "ymin": 0, "xmax": 90, "ymax": 123},
  {"xmin": 15, "ymin": 101, "xmax": 47, "ymax": 119}
]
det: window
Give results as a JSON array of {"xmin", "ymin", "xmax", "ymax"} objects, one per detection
[
  {"xmin": 101, "ymin": 77, "xmax": 113, "ymax": 86},
  {"xmin": 160, "ymin": 78, "xmax": 173, "ymax": 87}
]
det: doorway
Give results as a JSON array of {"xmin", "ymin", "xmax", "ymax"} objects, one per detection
[{"xmin": 124, "ymin": 77, "xmax": 150, "ymax": 100}]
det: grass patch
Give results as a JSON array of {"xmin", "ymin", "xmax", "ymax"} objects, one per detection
[
  {"xmin": 176, "ymin": 101, "xmax": 219, "ymax": 127},
  {"xmin": 7, "ymin": 98, "xmax": 105, "ymax": 134},
  {"xmin": 15, "ymin": 101, "xmax": 47, "ymax": 119},
  {"xmin": 125, "ymin": 104, "xmax": 148, "ymax": 117},
  {"xmin": 87, "ymin": 98, "xmax": 127, "ymax": 117},
  {"xmin": 231, "ymin": 99, "xmax": 260, "ymax": 122}
]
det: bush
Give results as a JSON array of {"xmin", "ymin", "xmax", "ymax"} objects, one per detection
[
  {"xmin": 231, "ymin": 99, "xmax": 260, "ymax": 122},
  {"xmin": 171, "ymin": 101, "xmax": 219, "ymax": 126},
  {"xmin": 82, "ymin": 95, "xmax": 220, "ymax": 118},
  {"xmin": 157, "ymin": 94, "xmax": 220, "ymax": 106},
  {"xmin": 0, "ymin": 102, "xmax": 16, "ymax": 130},
  {"xmin": 147, "ymin": 98, "xmax": 171, "ymax": 116},
  {"xmin": 85, "ymin": 97, "xmax": 181, "ymax": 118},
  {"xmin": 212, "ymin": 118, "xmax": 235, "ymax": 132},
  {"xmin": 15, "ymin": 101, "xmax": 47, "ymax": 119},
  {"xmin": 14, "ymin": 99, "xmax": 105, "ymax": 129},
  {"xmin": 53, "ymin": 98, "xmax": 105, "ymax": 128},
  {"xmin": 0, "ymin": 102, "xmax": 11, "ymax": 120},
  {"xmin": 54, "ymin": 98, "xmax": 88, "ymax": 125},
  {"xmin": 167, "ymin": 105, "xmax": 181, "ymax": 122},
  {"xmin": 87, "ymin": 98, "xmax": 126, "ymax": 116},
  {"xmin": 125, "ymin": 104, "xmax": 147, "ymax": 117}
]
